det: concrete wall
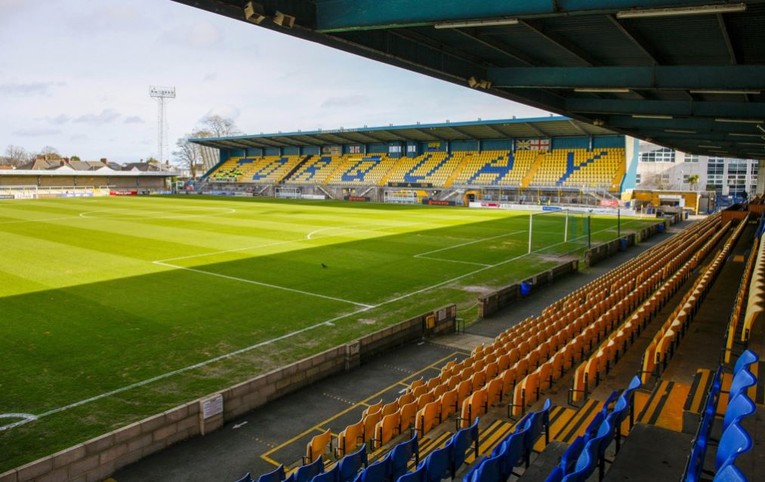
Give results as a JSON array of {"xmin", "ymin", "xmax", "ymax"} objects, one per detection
[
  {"xmin": 478, "ymin": 261, "xmax": 579, "ymax": 318},
  {"xmin": 0, "ymin": 306, "xmax": 455, "ymax": 482}
]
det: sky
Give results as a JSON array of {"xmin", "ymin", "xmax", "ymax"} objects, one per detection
[{"xmin": 0, "ymin": 0, "xmax": 551, "ymax": 164}]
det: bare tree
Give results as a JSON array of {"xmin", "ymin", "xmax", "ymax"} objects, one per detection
[
  {"xmin": 173, "ymin": 131, "xmax": 209, "ymax": 179},
  {"xmin": 3, "ymin": 145, "xmax": 31, "ymax": 166},
  {"xmin": 199, "ymin": 115, "xmax": 240, "ymax": 137}
]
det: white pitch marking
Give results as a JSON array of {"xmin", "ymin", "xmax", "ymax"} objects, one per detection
[
  {"xmin": 414, "ymin": 230, "xmax": 526, "ymax": 257},
  {"xmin": 33, "ymin": 306, "xmax": 371, "ymax": 421},
  {"xmin": 78, "ymin": 207, "xmax": 237, "ymax": 220},
  {"xmin": 153, "ymin": 261, "xmax": 373, "ymax": 308},
  {"xmin": 0, "ymin": 413, "xmax": 38, "ymax": 431},
  {"xmin": 7, "ymin": 216, "xmax": 639, "ymax": 428}
]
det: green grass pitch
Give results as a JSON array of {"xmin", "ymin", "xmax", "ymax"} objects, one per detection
[{"xmin": 0, "ymin": 196, "xmax": 654, "ymax": 470}]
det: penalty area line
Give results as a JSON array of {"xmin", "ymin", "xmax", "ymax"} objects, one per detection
[{"xmin": 152, "ymin": 261, "xmax": 374, "ymax": 309}]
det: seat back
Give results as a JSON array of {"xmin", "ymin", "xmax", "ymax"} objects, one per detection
[
  {"xmin": 390, "ymin": 434, "xmax": 419, "ymax": 481},
  {"xmin": 307, "ymin": 429, "xmax": 333, "ymax": 463},
  {"xmin": 722, "ymin": 393, "xmax": 756, "ymax": 431},
  {"xmin": 339, "ymin": 444, "xmax": 368, "ymax": 482},
  {"xmin": 360, "ymin": 456, "xmax": 391, "ymax": 482},
  {"xmin": 728, "ymin": 368, "xmax": 756, "ymax": 401},
  {"xmin": 732, "ymin": 349, "xmax": 758, "ymax": 375},
  {"xmin": 423, "ymin": 445, "xmax": 451, "ymax": 482},
  {"xmin": 313, "ymin": 464, "xmax": 339, "ymax": 482},
  {"xmin": 715, "ymin": 422, "xmax": 753, "ymax": 471},
  {"xmin": 559, "ymin": 436, "xmax": 585, "ymax": 475},
  {"xmin": 234, "ymin": 473, "xmax": 254, "ymax": 482},
  {"xmin": 395, "ymin": 464, "xmax": 424, "ymax": 482},
  {"xmin": 295, "ymin": 456, "xmax": 324, "ymax": 482},
  {"xmin": 256, "ymin": 465, "xmax": 285, "ymax": 482}
]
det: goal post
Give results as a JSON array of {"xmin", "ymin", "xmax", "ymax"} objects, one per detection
[{"xmin": 527, "ymin": 209, "xmax": 590, "ymax": 254}]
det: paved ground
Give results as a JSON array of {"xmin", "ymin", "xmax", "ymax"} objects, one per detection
[{"xmin": 113, "ymin": 222, "xmax": 686, "ymax": 482}]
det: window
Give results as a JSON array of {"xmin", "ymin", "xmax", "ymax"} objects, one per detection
[
  {"xmin": 635, "ymin": 174, "xmax": 641, "ymax": 184},
  {"xmin": 640, "ymin": 147, "xmax": 675, "ymax": 163},
  {"xmin": 684, "ymin": 154, "xmax": 700, "ymax": 163}
]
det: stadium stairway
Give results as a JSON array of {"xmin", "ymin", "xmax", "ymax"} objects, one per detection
[{"xmin": 112, "ymin": 219, "xmax": 701, "ymax": 482}]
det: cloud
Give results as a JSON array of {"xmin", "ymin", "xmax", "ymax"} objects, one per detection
[
  {"xmin": 124, "ymin": 116, "xmax": 144, "ymax": 124},
  {"xmin": 13, "ymin": 127, "xmax": 62, "ymax": 137},
  {"xmin": 73, "ymin": 109, "xmax": 121, "ymax": 125},
  {"xmin": 160, "ymin": 21, "xmax": 223, "ymax": 49},
  {"xmin": 320, "ymin": 95, "xmax": 370, "ymax": 109},
  {"xmin": 48, "ymin": 114, "xmax": 71, "ymax": 125},
  {"xmin": 204, "ymin": 105, "xmax": 240, "ymax": 121},
  {"xmin": 69, "ymin": 134, "xmax": 88, "ymax": 141},
  {"xmin": 203, "ymin": 72, "xmax": 217, "ymax": 82},
  {"xmin": 0, "ymin": 81, "xmax": 59, "ymax": 97}
]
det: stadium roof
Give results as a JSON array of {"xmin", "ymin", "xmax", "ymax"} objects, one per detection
[
  {"xmin": 172, "ymin": 0, "xmax": 765, "ymax": 160},
  {"xmin": 189, "ymin": 116, "xmax": 618, "ymax": 150}
]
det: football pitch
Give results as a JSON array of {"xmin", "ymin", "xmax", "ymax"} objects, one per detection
[{"xmin": 0, "ymin": 196, "xmax": 653, "ymax": 469}]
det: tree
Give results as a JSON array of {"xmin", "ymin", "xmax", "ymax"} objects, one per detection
[
  {"xmin": 688, "ymin": 174, "xmax": 700, "ymax": 191},
  {"xmin": 40, "ymin": 146, "xmax": 59, "ymax": 157},
  {"xmin": 199, "ymin": 114, "xmax": 240, "ymax": 137},
  {"xmin": 3, "ymin": 145, "xmax": 31, "ymax": 166},
  {"xmin": 173, "ymin": 131, "xmax": 209, "ymax": 179}
]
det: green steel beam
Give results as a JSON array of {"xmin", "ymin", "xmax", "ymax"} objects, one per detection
[
  {"xmin": 566, "ymin": 98, "xmax": 765, "ymax": 118},
  {"xmin": 314, "ymin": 0, "xmax": 758, "ymax": 32},
  {"xmin": 488, "ymin": 66, "xmax": 765, "ymax": 89}
]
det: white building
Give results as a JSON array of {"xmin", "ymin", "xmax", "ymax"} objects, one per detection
[{"xmin": 633, "ymin": 140, "xmax": 759, "ymax": 198}]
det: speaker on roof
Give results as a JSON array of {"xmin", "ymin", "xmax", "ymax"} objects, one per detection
[{"xmin": 244, "ymin": 2, "xmax": 266, "ymax": 24}]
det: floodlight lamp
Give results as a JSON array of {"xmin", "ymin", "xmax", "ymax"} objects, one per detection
[
  {"xmin": 616, "ymin": 3, "xmax": 746, "ymax": 19},
  {"xmin": 273, "ymin": 11, "xmax": 296, "ymax": 28},
  {"xmin": 434, "ymin": 17, "xmax": 518, "ymax": 29},
  {"xmin": 244, "ymin": 2, "xmax": 266, "ymax": 24}
]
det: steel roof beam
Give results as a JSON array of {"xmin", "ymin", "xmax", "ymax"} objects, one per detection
[
  {"xmin": 519, "ymin": 19, "xmax": 600, "ymax": 66},
  {"xmin": 566, "ymin": 98, "xmax": 765, "ymax": 118},
  {"xmin": 453, "ymin": 30, "xmax": 537, "ymax": 66},
  {"xmin": 488, "ymin": 65, "xmax": 765, "ymax": 89},
  {"xmin": 313, "ymin": 0, "xmax": 760, "ymax": 32}
]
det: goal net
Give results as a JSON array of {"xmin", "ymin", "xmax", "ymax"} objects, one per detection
[{"xmin": 527, "ymin": 209, "xmax": 590, "ymax": 254}]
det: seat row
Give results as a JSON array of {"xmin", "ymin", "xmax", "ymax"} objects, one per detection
[
  {"xmin": 643, "ymin": 217, "xmax": 746, "ymax": 383},
  {"xmin": 724, "ymin": 221, "xmax": 761, "ymax": 363},
  {"xmin": 546, "ymin": 377, "xmax": 641, "ymax": 482},
  {"xmin": 682, "ymin": 350, "xmax": 759, "ymax": 482},
  {"xmin": 741, "ymin": 218, "xmax": 765, "ymax": 344},
  {"xmin": 462, "ymin": 401, "xmax": 552, "ymax": 482}
]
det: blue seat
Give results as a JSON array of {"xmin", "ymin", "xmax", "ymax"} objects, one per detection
[
  {"xmin": 712, "ymin": 463, "xmax": 748, "ymax": 482},
  {"xmin": 684, "ymin": 440, "xmax": 705, "ymax": 482},
  {"xmin": 500, "ymin": 429, "xmax": 527, "ymax": 477},
  {"xmin": 422, "ymin": 445, "xmax": 451, "ymax": 482},
  {"xmin": 561, "ymin": 444, "xmax": 596, "ymax": 482},
  {"xmin": 600, "ymin": 390, "xmax": 619, "ymax": 416},
  {"xmin": 449, "ymin": 419, "xmax": 478, "ymax": 475},
  {"xmin": 396, "ymin": 464, "xmax": 425, "ymax": 482},
  {"xmin": 357, "ymin": 456, "xmax": 390, "ymax": 482},
  {"xmin": 586, "ymin": 417, "xmax": 614, "ymax": 480},
  {"xmin": 722, "ymin": 393, "xmax": 756, "ymax": 431},
  {"xmin": 583, "ymin": 412, "xmax": 604, "ymax": 441},
  {"xmin": 559, "ymin": 436, "xmax": 585, "ymax": 475},
  {"xmin": 470, "ymin": 452, "xmax": 503, "ymax": 482},
  {"xmin": 732, "ymin": 349, "xmax": 758, "ymax": 375},
  {"xmin": 339, "ymin": 444, "xmax": 368, "ymax": 482},
  {"xmin": 545, "ymin": 465, "xmax": 564, "ymax": 482},
  {"xmin": 390, "ymin": 434, "xmax": 419, "ymax": 481},
  {"xmin": 257, "ymin": 465, "xmax": 286, "ymax": 482},
  {"xmin": 295, "ymin": 457, "xmax": 325, "ymax": 482},
  {"xmin": 235, "ymin": 473, "xmax": 254, "ymax": 482},
  {"xmin": 715, "ymin": 422, "xmax": 753, "ymax": 472},
  {"xmin": 728, "ymin": 368, "xmax": 756, "ymax": 402},
  {"xmin": 522, "ymin": 399, "xmax": 551, "ymax": 466},
  {"xmin": 314, "ymin": 465, "xmax": 339, "ymax": 482}
]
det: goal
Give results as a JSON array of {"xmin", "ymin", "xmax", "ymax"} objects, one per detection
[{"xmin": 527, "ymin": 209, "xmax": 590, "ymax": 254}]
